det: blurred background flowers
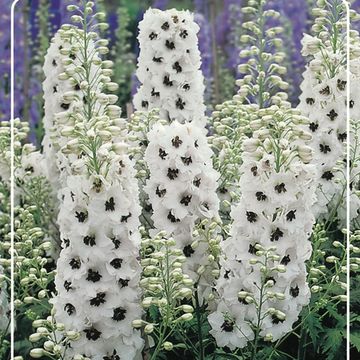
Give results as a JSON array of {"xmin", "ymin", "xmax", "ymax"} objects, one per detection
[{"xmin": 1, "ymin": 0, "xmax": 359, "ymax": 146}]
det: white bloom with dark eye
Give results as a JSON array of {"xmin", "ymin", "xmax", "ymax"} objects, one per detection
[
  {"xmin": 208, "ymin": 301, "xmax": 254, "ymax": 350},
  {"xmin": 47, "ymin": 15, "xmax": 143, "ymax": 359},
  {"xmin": 144, "ymin": 121, "xmax": 220, "ymax": 291},
  {"xmin": 210, "ymin": 106, "xmax": 316, "ymax": 346},
  {"xmin": 133, "ymin": 8, "xmax": 206, "ymax": 125},
  {"xmin": 52, "ymin": 153, "xmax": 143, "ymax": 360},
  {"xmin": 298, "ymin": 35, "xmax": 360, "ymax": 224},
  {"xmin": 134, "ymin": 8, "xmax": 221, "ymax": 302},
  {"xmin": 42, "ymin": 30, "xmax": 103, "ymax": 186}
]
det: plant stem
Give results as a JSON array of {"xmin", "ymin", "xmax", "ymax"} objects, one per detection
[
  {"xmin": 194, "ymin": 290, "xmax": 204, "ymax": 360},
  {"xmin": 297, "ymin": 323, "xmax": 308, "ymax": 360}
]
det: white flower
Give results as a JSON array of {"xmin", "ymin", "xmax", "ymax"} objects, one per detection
[
  {"xmin": 210, "ymin": 107, "xmax": 316, "ymax": 347},
  {"xmin": 208, "ymin": 301, "xmax": 254, "ymax": 350},
  {"xmin": 133, "ymin": 8, "xmax": 206, "ymax": 126}
]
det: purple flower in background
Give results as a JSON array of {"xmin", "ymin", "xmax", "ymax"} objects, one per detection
[
  {"xmin": 152, "ymin": 0, "xmax": 169, "ymax": 10},
  {"xmin": 194, "ymin": 13, "xmax": 213, "ymax": 102},
  {"xmin": 0, "ymin": 7, "xmax": 11, "ymax": 122},
  {"xmin": 0, "ymin": 1, "xmax": 25, "ymax": 123}
]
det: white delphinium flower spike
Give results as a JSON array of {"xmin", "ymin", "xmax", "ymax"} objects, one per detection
[
  {"xmin": 210, "ymin": 106, "xmax": 317, "ymax": 347},
  {"xmin": 134, "ymin": 8, "xmax": 206, "ymax": 125},
  {"xmin": 48, "ymin": 3, "xmax": 143, "ymax": 359},
  {"xmin": 135, "ymin": 8, "xmax": 221, "ymax": 300},
  {"xmin": 297, "ymin": 1, "xmax": 360, "ymax": 225},
  {"xmin": 209, "ymin": 0, "xmax": 317, "ymax": 350}
]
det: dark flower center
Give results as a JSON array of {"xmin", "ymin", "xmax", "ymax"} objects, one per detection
[
  {"xmin": 183, "ymin": 244, "xmax": 195, "ymax": 257},
  {"xmin": 270, "ymin": 228, "xmax": 284, "ymax": 242},
  {"xmin": 180, "ymin": 29, "xmax": 188, "ymax": 38},
  {"xmin": 156, "ymin": 186, "xmax": 167, "ymax": 197},
  {"xmin": 64, "ymin": 281, "xmax": 72, "ymax": 291},
  {"xmin": 151, "ymin": 88, "xmax": 160, "ymax": 97},
  {"xmin": 84, "ymin": 327, "xmax": 101, "ymax": 341},
  {"xmin": 103, "ymin": 350, "xmax": 120, "ymax": 360},
  {"xmin": 69, "ymin": 258, "xmax": 81, "ymax": 269},
  {"xmin": 159, "ymin": 148, "xmax": 168, "ymax": 159},
  {"xmin": 110, "ymin": 258, "xmax": 123, "ymax": 269},
  {"xmin": 246, "ymin": 211, "xmax": 257, "ymax": 223},
  {"xmin": 86, "ymin": 269, "xmax": 102, "ymax": 282},
  {"xmin": 306, "ymin": 97, "xmax": 315, "ymax": 105},
  {"xmin": 111, "ymin": 237, "xmax": 121, "ymax": 249},
  {"xmin": 90, "ymin": 292, "xmax": 106, "ymax": 306},
  {"xmin": 167, "ymin": 168, "xmax": 179, "ymax": 180},
  {"xmin": 83, "ymin": 235, "xmax": 96, "ymax": 246},
  {"xmin": 319, "ymin": 85, "xmax": 330, "ymax": 95},
  {"xmin": 120, "ymin": 212, "xmax": 132, "ymax": 222},
  {"xmin": 176, "ymin": 97, "xmax": 186, "ymax": 109},
  {"xmin": 248, "ymin": 243, "xmax": 257, "ymax": 254},
  {"xmin": 75, "ymin": 211, "xmax": 88, "ymax": 223},
  {"xmin": 274, "ymin": 183, "xmax": 286, "ymax": 194},
  {"xmin": 172, "ymin": 136, "xmax": 183, "ymax": 148},
  {"xmin": 309, "ymin": 122, "xmax": 319, "ymax": 132},
  {"xmin": 161, "ymin": 22, "xmax": 170, "ymax": 30},
  {"xmin": 326, "ymin": 109, "xmax": 338, "ymax": 121},
  {"xmin": 337, "ymin": 79, "xmax": 346, "ymax": 91},
  {"xmin": 64, "ymin": 303, "xmax": 75, "ymax": 315},
  {"xmin": 255, "ymin": 191, "xmax": 267, "ymax": 201},
  {"xmin": 163, "ymin": 75, "xmax": 173, "ymax": 86},
  {"xmin": 290, "ymin": 285, "xmax": 299, "ymax": 297},
  {"xmin": 165, "ymin": 40, "xmax": 175, "ymax": 49},
  {"xmin": 286, "ymin": 210, "xmax": 296, "ymax": 221},
  {"xmin": 193, "ymin": 177, "xmax": 201, "ymax": 187},
  {"xmin": 181, "ymin": 156, "xmax": 192, "ymax": 165},
  {"xmin": 112, "ymin": 307, "xmax": 127, "ymax": 321},
  {"xmin": 338, "ymin": 132, "xmax": 347, "ymax": 142},
  {"xmin": 180, "ymin": 195, "xmax": 192, "ymax": 206},
  {"xmin": 172, "ymin": 61, "xmax": 182, "ymax": 73},
  {"xmin": 322, "ymin": 171, "xmax": 334, "ymax": 181},
  {"xmin": 167, "ymin": 211, "xmax": 180, "ymax": 223},
  {"xmin": 221, "ymin": 320, "xmax": 235, "ymax": 332},
  {"xmin": 119, "ymin": 278, "xmax": 129, "ymax": 288},
  {"xmin": 281, "ymin": 255, "xmax": 291, "ymax": 265},
  {"xmin": 149, "ymin": 32, "xmax": 157, "ymax": 40}
]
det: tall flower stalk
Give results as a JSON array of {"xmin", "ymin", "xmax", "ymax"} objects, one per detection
[
  {"xmin": 132, "ymin": 8, "xmax": 221, "ymax": 359},
  {"xmin": 209, "ymin": 0, "xmax": 316, "ymax": 356},
  {"xmin": 134, "ymin": 8, "xmax": 221, "ymax": 296},
  {"xmin": 43, "ymin": 2, "xmax": 143, "ymax": 358},
  {"xmin": 298, "ymin": 0, "xmax": 360, "ymax": 226}
]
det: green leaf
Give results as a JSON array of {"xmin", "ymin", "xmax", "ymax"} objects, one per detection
[
  {"xmin": 322, "ymin": 329, "xmax": 344, "ymax": 360},
  {"xmin": 305, "ymin": 313, "xmax": 323, "ymax": 349},
  {"xmin": 350, "ymin": 332, "xmax": 360, "ymax": 352}
]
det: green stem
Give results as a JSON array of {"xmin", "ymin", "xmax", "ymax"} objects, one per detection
[
  {"xmin": 194, "ymin": 290, "xmax": 204, "ymax": 360},
  {"xmin": 297, "ymin": 324, "xmax": 308, "ymax": 360}
]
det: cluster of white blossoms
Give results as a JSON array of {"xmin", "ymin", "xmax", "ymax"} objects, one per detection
[
  {"xmin": 135, "ymin": 9, "xmax": 221, "ymax": 298},
  {"xmin": 133, "ymin": 8, "xmax": 206, "ymax": 125},
  {"xmin": 42, "ymin": 27, "xmax": 117, "ymax": 187},
  {"xmin": 45, "ymin": 3, "xmax": 143, "ymax": 359},
  {"xmin": 209, "ymin": 106, "xmax": 317, "ymax": 348},
  {"xmin": 53, "ymin": 153, "xmax": 143, "ymax": 359},
  {"xmin": 298, "ymin": 3, "xmax": 360, "ymax": 224}
]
